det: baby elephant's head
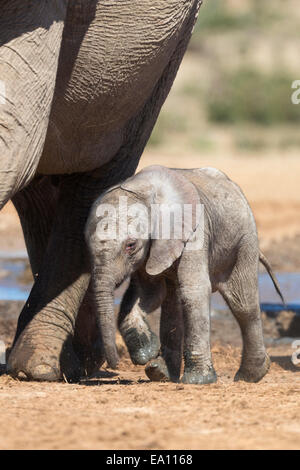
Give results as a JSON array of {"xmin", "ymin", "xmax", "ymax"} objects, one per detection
[{"xmin": 85, "ymin": 165, "xmax": 200, "ymax": 369}]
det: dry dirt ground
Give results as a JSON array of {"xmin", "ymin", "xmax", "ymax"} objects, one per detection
[
  {"xmin": 0, "ymin": 152, "xmax": 299, "ymax": 450},
  {"xmin": 0, "ymin": 308, "xmax": 299, "ymax": 450}
]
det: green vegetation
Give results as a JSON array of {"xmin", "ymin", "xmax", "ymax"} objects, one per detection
[
  {"xmin": 193, "ymin": 0, "xmax": 277, "ymax": 36},
  {"xmin": 207, "ymin": 68, "xmax": 300, "ymax": 125},
  {"xmin": 235, "ymin": 134, "xmax": 267, "ymax": 152},
  {"xmin": 278, "ymin": 135, "xmax": 300, "ymax": 150},
  {"xmin": 148, "ymin": 111, "xmax": 187, "ymax": 147},
  {"xmin": 194, "ymin": 0, "xmax": 253, "ymax": 32},
  {"xmin": 191, "ymin": 136, "xmax": 215, "ymax": 153},
  {"xmin": 147, "ymin": 0, "xmax": 300, "ymax": 155}
]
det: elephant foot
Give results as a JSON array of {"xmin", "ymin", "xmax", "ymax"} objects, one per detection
[
  {"xmin": 234, "ymin": 353, "xmax": 270, "ymax": 383},
  {"xmin": 7, "ymin": 333, "xmax": 82, "ymax": 382},
  {"xmin": 181, "ymin": 367, "xmax": 217, "ymax": 385},
  {"xmin": 123, "ymin": 328, "xmax": 160, "ymax": 366},
  {"xmin": 181, "ymin": 352, "xmax": 217, "ymax": 385},
  {"xmin": 145, "ymin": 356, "xmax": 171, "ymax": 382}
]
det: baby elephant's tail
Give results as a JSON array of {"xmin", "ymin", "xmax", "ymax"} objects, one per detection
[{"xmin": 259, "ymin": 252, "xmax": 285, "ymax": 304}]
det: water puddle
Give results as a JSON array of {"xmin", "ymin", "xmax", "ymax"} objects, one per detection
[{"xmin": 0, "ymin": 253, "xmax": 32, "ymax": 301}]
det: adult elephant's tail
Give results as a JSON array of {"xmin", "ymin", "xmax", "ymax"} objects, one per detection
[{"xmin": 259, "ymin": 252, "xmax": 285, "ymax": 304}]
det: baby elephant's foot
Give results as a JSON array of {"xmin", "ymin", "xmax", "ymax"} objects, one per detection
[
  {"xmin": 181, "ymin": 353, "xmax": 217, "ymax": 385},
  {"xmin": 145, "ymin": 356, "xmax": 171, "ymax": 382},
  {"xmin": 123, "ymin": 328, "xmax": 160, "ymax": 366},
  {"xmin": 234, "ymin": 353, "xmax": 270, "ymax": 383},
  {"xmin": 181, "ymin": 367, "xmax": 217, "ymax": 385}
]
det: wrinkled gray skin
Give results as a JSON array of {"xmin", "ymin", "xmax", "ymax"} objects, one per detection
[
  {"xmin": 1, "ymin": 0, "xmax": 202, "ymax": 381},
  {"xmin": 86, "ymin": 165, "xmax": 284, "ymax": 384}
]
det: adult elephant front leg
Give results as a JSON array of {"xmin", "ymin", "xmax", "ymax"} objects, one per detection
[
  {"xmin": 12, "ymin": 177, "xmax": 58, "ymax": 278},
  {"xmin": 11, "ymin": 177, "xmax": 104, "ymax": 377},
  {"xmin": 7, "ymin": 173, "xmax": 109, "ymax": 382},
  {"xmin": 10, "ymin": 177, "xmax": 58, "ymax": 346}
]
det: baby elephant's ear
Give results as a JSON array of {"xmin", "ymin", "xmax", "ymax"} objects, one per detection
[
  {"xmin": 144, "ymin": 167, "xmax": 200, "ymax": 276},
  {"xmin": 146, "ymin": 239, "xmax": 185, "ymax": 276},
  {"xmin": 120, "ymin": 173, "xmax": 154, "ymax": 202}
]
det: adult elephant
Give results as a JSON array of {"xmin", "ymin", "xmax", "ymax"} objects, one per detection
[{"xmin": 0, "ymin": 0, "xmax": 202, "ymax": 381}]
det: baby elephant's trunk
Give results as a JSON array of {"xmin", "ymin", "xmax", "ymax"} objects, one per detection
[{"xmin": 92, "ymin": 276, "xmax": 119, "ymax": 370}]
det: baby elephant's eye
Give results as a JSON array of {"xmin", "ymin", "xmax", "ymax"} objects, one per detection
[{"xmin": 125, "ymin": 240, "xmax": 137, "ymax": 254}]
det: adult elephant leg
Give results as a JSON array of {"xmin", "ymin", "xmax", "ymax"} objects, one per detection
[
  {"xmin": 118, "ymin": 274, "xmax": 164, "ymax": 365},
  {"xmin": 9, "ymin": 177, "xmax": 58, "ymax": 359},
  {"xmin": 145, "ymin": 280, "xmax": 183, "ymax": 383},
  {"xmin": 12, "ymin": 177, "xmax": 104, "ymax": 377},
  {"xmin": 7, "ymin": 174, "xmax": 105, "ymax": 381},
  {"xmin": 0, "ymin": 1, "xmax": 67, "ymax": 209},
  {"xmin": 12, "ymin": 176, "xmax": 58, "ymax": 285},
  {"xmin": 1, "ymin": 176, "xmax": 58, "ymax": 363}
]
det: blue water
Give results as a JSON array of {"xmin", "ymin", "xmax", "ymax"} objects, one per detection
[
  {"xmin": 0, "ymin": 285, "xmax": 29, "ymax": 301},
  {"xmin": 0, "ymin": 255, "xmax": 31, "ymax": 301}
]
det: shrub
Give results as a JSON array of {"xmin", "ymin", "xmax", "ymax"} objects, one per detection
[{"xmin": 207, "ymin": 68, "xmax": 300, "ymax": 125}]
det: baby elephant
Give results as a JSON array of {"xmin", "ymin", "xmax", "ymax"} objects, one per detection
[{"xmin": 85, "ymin": 165, "xmax": 283, "ymax": 384}]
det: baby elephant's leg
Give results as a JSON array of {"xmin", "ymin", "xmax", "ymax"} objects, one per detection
[
  {"xmin": 218, "ymin": 246, "xmax": 270, "ymax": 383},
  {"xmin": 145, "ymin": 281, "xmax": 183, "ymax": 382},
  {"xmin": 178, "ymin": 251, "xmax": 217, "ymax": 385},
  {"xmin": 118, "ymin": 276, "xmax": 163, "ymax": 365}
]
